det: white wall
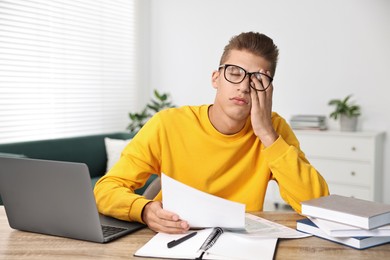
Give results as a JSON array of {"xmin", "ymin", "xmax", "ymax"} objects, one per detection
[
  {"xmin": 134, "ymin": 0, "xmax": 152, "ymax": 111},
  {"xmin": 147, "ymin": 0, "xmax": 390, "ymax": 203}
]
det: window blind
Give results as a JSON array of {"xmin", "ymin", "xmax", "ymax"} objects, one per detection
[{"xmin": 0, "ymin": 0, "xmax": 138, "ymax": 143}]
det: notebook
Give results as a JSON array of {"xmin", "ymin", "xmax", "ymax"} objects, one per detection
[
  {"xmin": 0, "ymin": 156, "xmax": 145, "ymax": 243},
  {"xmin": 134, "ymin": 227, "xmax": 278, "ymax": 259}
]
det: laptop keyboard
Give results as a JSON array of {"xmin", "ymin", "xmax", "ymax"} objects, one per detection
[{"xmin": 102, "ymin": 225, "xmax": 127, "ymax": 237}]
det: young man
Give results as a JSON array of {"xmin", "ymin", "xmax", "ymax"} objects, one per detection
[{"xmin": 94, "ymin": 32, "xmax": 329, "ymax": 234}]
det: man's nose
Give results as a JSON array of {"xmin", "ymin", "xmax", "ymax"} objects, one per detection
[{"xmin": 237, "ymin": 75, "xmax": 251, "ymax": 93}]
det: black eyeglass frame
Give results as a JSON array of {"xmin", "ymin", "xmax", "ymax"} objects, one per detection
[{"xmin": 218, "ymin": 64, "xmax": 274, "ymax": 91}]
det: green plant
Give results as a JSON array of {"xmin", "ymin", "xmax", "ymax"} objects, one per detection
[
  {"xmin": 127, "ymin": 89, "xmax": 175, "ymax": 134},
  {"xmin": 328, "ymin": 94, "xmax": 361, "ymax": 120}
]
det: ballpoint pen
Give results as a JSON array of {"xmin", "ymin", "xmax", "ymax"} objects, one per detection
[
  {"xmin": 167, "ymin": 231, "xmax": 198, "ymax": 248},
  {"xmin": 196, "ymin": 227, "xmax": 224, "ymax": 260}
]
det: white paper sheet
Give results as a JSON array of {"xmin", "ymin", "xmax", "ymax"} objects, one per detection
[
  {"xmin": 207, "ymin": 232, "xmax": 277, "ymax": 260},
  {"xmin": 161, "ymin": 173, "xmax": 245, "ymax": 229}
]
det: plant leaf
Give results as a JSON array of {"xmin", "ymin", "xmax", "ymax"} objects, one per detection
[{"xmin": 128, "ymin": 89, "xmax": 176, "ymax": 133}]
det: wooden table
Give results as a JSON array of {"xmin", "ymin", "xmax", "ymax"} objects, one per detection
[{"xmin": 0, "ymin": 206, "xmax": 389, "ymax": 259}]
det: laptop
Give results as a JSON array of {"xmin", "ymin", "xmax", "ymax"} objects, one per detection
[{"xmin": 0, "ymin": 156, "xmax": 145, "ymax": 243}]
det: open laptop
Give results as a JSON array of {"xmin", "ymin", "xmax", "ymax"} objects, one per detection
[{"xmin": 0, "ymin": 156, "xmax": 145, "ymax": 243}]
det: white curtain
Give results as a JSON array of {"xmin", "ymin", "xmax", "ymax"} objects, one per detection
[{"xmin": 0, "ymin": 0, "xmax": 138, "ymax": 143}]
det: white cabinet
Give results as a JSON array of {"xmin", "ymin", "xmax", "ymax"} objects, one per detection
[
  {"xmin": 264, "ymin": 130, "xmax": 385, "ymax": 209},
  {"xmin": 294, "ymin": 130, "xmax": 385, "ymax": 202}
]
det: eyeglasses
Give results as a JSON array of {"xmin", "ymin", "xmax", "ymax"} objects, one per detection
[{"xmin": 218, "ymin": 64, "xmax": 273, "ymax": 91}]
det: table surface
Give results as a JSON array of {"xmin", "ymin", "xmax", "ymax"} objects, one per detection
[{"xmin": 0, "ymin": 206, "xmax": 389, "ymax": 259}]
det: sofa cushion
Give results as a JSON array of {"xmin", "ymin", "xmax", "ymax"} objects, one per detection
[{"xmin": 104, "ymin": 137, "xmax": 132, "ymax": 172}]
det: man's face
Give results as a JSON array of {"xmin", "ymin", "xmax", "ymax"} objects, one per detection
[{"xmin": 211, "ymin": 49, "xmax": 271, "ymax": 121}]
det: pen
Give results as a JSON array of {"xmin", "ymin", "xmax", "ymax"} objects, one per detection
[
  {"xmin": 167, "ymin": 231, "xmax": 198, "ymax": 248},
  {"xmin": 196, "ymin": 227, "xmax": 224, "ymax": 260}
]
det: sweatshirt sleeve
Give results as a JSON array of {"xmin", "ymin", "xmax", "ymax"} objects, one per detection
[
  {"xmin": 93, "ymin": 113, "xmax": 163, "ymax": 223},
  {"xmin": 262, "ymin": 114, "xmax": 329, "ymax": 213}
]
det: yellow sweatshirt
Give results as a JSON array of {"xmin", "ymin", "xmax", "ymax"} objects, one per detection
[{"xmin": 94, "ymin": 105, "xmax": 329, "ymax": 223}]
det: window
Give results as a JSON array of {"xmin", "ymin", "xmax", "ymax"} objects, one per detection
[{"xmin": 0, "ymin": 0, "xmax": 138, "ymax": 143}]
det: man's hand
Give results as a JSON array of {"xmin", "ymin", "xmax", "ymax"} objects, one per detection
[
  {"xmin": 142, "ymin": 201, "xmax": 190, "ymax": 234},
  {"xmin": 249, "ymin": 70, "xmax": 279, "ymax": 147}
]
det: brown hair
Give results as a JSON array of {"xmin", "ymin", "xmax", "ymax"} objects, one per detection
[{"xmin": 220, "ymin": 32, "xmax": 279, "ymax": 76}]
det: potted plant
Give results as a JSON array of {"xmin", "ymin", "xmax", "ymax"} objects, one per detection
[
  {"xmin": 127, "ymin": 89, "xmax": 175, "ymax": 134},
  {"xmin": 328, "ymin": 94, "xmax": 361, "ymax": 132}
]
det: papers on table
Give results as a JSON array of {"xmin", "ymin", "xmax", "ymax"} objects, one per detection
[
  {"xmin": 136, "ymin": 174, "xmax": 309, "ymax": 259},
  {"xmin": 242, "ymin": 213, "xmax": 311, "ymax": 238},
  {"xmin": 134, "ymin": 217, "xmax": 307, "ymax": 260},
  {"xmin": 161, "ymin": 173, "xmax": 308, "ymax": 238}
]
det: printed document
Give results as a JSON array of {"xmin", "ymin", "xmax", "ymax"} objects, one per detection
[{"xmin": 242, "ymin": 213, "xmax": 311, "ymax": 238}]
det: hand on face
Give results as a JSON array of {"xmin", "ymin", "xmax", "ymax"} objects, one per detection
[
  {"xmin": 142, "ymin": 201, "xmax": 190, "ymax": 234},
  {"xmin": 249, "ymin": 70, "xmax": 279, "ymax": 147}
]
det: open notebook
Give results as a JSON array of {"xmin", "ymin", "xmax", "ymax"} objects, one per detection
[{"xmin": 135, "ymin": 227, "xmax": 277, "ymax": 260}]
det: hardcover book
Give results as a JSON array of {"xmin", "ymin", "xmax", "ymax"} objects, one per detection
[
  {"xmin": 309, "ymin": 217, "xmax": 390, "ymax": 237},
  {"xmin": 297, "ymin": 218, "xmax": 390, "ymax": 250},
  {"xmin": 301, "ymin": 195, "xmax": 390, "ymax": 229}
]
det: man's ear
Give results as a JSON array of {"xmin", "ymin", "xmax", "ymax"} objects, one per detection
[{"xmin": 211, "ymin": 70, "xmax": 220, "ymax": 89}]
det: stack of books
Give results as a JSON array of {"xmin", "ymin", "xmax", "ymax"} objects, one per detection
[
  {"xmin": 297, "ymin": 194, "xmax": 390, "ymax": 249},
  {"xmin": 289, "ymin": 115, "xmax": 327, "ymax": 130}
]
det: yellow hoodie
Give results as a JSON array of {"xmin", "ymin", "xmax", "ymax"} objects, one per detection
[{"xmin": 94, "ymin": 105, "xmax": 329, "ymax": 223}]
